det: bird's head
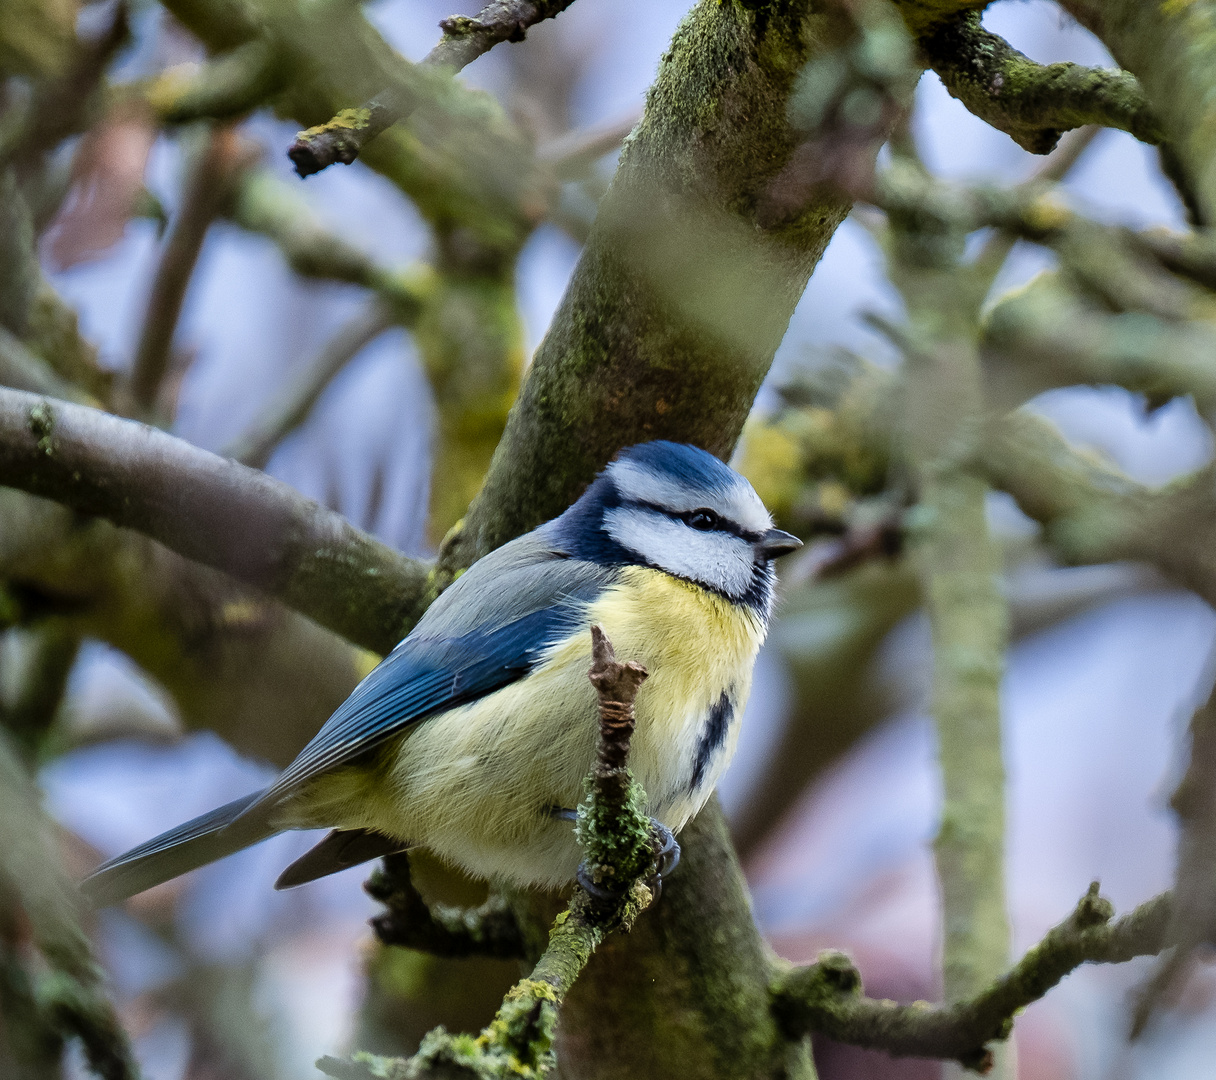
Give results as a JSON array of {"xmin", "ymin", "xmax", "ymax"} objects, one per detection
[{"xmin": 555, "ymin": 441, "xmax": 802, "ymax": 613}]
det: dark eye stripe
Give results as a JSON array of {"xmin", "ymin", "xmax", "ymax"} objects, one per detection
[{"xmin": 627, "ymin": 499, "xmax": 763, "ymax": 543}]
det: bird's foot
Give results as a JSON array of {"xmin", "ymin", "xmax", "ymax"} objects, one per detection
[{"xmin": 573, "ymin": 816, "xmax": 681, "ymax": 907}]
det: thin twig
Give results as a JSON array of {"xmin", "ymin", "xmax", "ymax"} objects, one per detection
[
  {"xmin": 367, "ymin": 852, "xmax": 527, "ymax": 959},
  {"xmin": 772, "ymin": 885, "xmax": 1172, "ymax": 1070},
  {"xmin": 127, "ymin": 125, "xmax": 254, "ymax": 416},
  {"xmin": 0, "ymin": 387, "xmax": 434, "ymax": 654},
  {"xmin": 288, "ymin": 0, "xmax": 579, "ymax": 177},
  {"xmin": 972, "ymin": 124, "xmax": 1101, "ymax": 293},
  {"xmin": 224, "ymin": 301, "xmax": 395, "ymax": 469},
  {"xmin": 536, "ymin": 111, "xmax": 639, "ymax": 180},
  {"xmin": 1132, "ymin": 677, "xmax": 1216, "ymax": 1035}
]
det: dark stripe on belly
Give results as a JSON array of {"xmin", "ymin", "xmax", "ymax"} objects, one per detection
[{"xmin": 690, "ymin": 692, "xmax": 733, "ymax": 792}]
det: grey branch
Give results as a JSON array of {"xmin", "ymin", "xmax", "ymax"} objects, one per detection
[
  {"xmin": 919, "ymin": 13, "xmax": 1163, "ymax": 154},
  {"xmin": 0, "ymin": 388, "xmax": 434, "ymax": 654},
  {"xmin": 772, "ymin": 885, "xmax": 1172, "ymax": 1070},
  {"xmin": 287, "ymin": 0, "xmax": 578, "ymax": 176}
]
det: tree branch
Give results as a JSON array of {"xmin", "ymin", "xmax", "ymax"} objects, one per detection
[
  {"xmin": 0, "ymin": 729, "xmax": 138, "ymax": 1080},
  {"xmin": 919, "ymin": 13, "xmax": 1163, "ymax": 154},
  {"xmin": 0, "ymin": 388, "xmax": 434, "ymax": 654},
  {"xmin": 127, "ymin": 125, "xmax": 254, "ymax": 416},
  {"xmin": 0, "ymin": 488, "xmax": 369, "ymax": 768},
  {"xmin": 887, "ymin": 158, "xmax": 1013, "ymax": 1077},
  {"xmin": 287, "ymin": 0, "xmax": 578, "ymax": 177},
  {"xmin": 146, "ymin": 36, "xmax": 282, "ymax": 125},
  {"xmin": 771, "ymin": 885, "xmax": 1172, "ymax": 1069},
  {"xmin": 0, "ymin": 325, "xmax": 92, "ymax": 404},
  {"xmin": 226, "ymin": 166, "xmax": 430, "ymax": 319},
  {"xmin": 1131, "ymin": 678, "xmax": 1216, "ymax": 1035},
  {"xmin": 367, "ymin": 853, "xmax": 527, "ymax": 961},
  {"xmin": 1053, "ymin": 0, "xmax": 1216, "ymax": 222}
]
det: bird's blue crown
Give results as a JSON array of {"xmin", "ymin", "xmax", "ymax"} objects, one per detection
[{"xmin": 613, "ymin": 440, "xmax": 743, "ymax": 499}]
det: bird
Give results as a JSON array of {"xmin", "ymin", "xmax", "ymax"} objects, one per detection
[{"xmin": 82, "ymin": 441, "xmax": 802, "ymax": 905}]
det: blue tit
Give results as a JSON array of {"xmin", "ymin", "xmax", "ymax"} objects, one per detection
[{"xmin": 82, "ymin": 441, "xmax": 801, "ymax": 904}]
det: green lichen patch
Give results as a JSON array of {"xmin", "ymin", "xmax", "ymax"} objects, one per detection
[{"xmin": 27, "ymin": 401, "xmax": 54, "ymax": 456}]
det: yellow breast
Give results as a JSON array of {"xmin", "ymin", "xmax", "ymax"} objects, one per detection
[{"xmin": 585, "ymin": 567, "xmax": 766, "ymax": 816}]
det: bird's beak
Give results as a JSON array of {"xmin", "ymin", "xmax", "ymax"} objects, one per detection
[{"xmin": 755, "ymin": 528, "xmax": 803, "ymax": 561}]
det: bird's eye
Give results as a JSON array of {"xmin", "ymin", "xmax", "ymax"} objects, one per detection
[{"xmin": 686, "ymin": 508, "xmax": 720, "ymax": 531}]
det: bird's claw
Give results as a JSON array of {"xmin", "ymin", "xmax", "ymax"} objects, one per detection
[
  {"xmin": 650, "ymin": 818, "xmax": 681, "ymax": 879},
  {"xmin": 566, "ymin": 809, "xmax": 680, "ymax": 907}
]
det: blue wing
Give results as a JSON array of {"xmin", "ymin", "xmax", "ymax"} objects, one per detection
[{"xmin": 245, "ymin": 535, "xmax": 615, "ymax": 814}]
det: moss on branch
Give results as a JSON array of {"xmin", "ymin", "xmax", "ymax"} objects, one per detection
[
  {"xmin": 918, "ymin": 13, "xmax": 1163, "ymax": 154},
  {"xmin": 444, "ymin": 0, "xmax": 858, "ymax": 569},
  {"xmin": 771, "ymin": 885, "xmax": 1172, "ymax": 1069}
]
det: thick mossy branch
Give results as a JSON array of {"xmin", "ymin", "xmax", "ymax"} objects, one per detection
[
  {"xmin": 0, "ymin": 389, "xmax": 435, "ymax": 654},
  {"xmin": 325, "ymin": 628, "xmax": 658, "ymax": 1079},
  {"xmin": 0, "ymin": 730, "xmax": 138, "ymax": 1080},
  {"xmin": 288, "ymin": 0, "xmax": 577, "ymax": 176},
  {"xmin": 367, "ymin": 854, "xmax": 527, "ymax": 961},
  {"xmin": 444, "ymin": 0, "xmax": 857, "ymax": 568},
  {"xmin": 771, "ymin": 886, "xmax": 1172, "ymax": 1069},
  {"xmin": 919, "ymin": 13, "xmax": 1163, "ymax": 154}
]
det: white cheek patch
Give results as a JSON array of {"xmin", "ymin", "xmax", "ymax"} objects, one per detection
[
  {"xmin": 607, "ymin": 460, "xmax": 772, "ymax": 535},
  {"xmin": 604, "ymin": 507, "xmax": 756, "ymax": 598}
]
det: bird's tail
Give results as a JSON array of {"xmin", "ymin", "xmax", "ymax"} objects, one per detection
[{"xmin": 81, "ymin": 790, "xmax": 278, "ymax": 907}]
